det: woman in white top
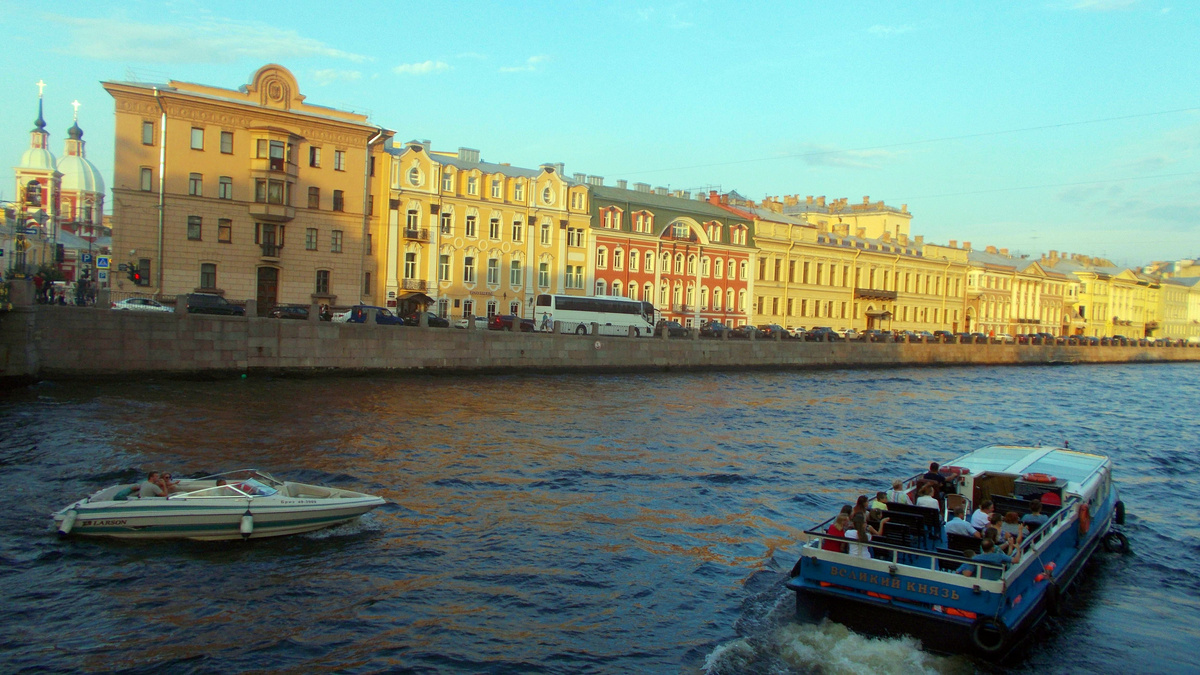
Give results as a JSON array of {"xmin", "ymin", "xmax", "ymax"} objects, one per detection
[
  {"xmin": 915, "ymin": 485, "xmax": 939, "ymax": 510},
  {"xmin": 848, "ymin": 512, "xmax": 889, "ymax": 559}
]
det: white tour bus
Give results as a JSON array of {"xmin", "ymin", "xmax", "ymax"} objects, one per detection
[{"xmin": 534, "ymin": 294, "xmax": 657, "ymax": 336}]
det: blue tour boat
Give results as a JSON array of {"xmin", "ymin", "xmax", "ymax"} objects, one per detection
[{"xmin": 786, "ymin": 444, "xmax": 1127, "ymax": 657}]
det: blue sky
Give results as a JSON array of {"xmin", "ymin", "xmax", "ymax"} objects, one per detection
[{"xmin": 3, "ymin": 0, "xmax": 1197, "ymax": 266}]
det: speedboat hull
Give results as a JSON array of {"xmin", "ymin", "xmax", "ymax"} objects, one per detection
[{"xmin": 52, "ymin": 472, "xmax": 386, "ymax": 541}]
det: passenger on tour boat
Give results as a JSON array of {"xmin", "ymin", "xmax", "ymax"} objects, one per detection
[
  {"xmin": 848, "ymin": 512, "xmax": 889, "ymax": 559},
  {"xmin": 915, "ymin": 486, "xmax": 939, "ymax": 510},
  {"xmin": 1000, "ymin": 512, "xmax": 1026, "ymax": 541},
  {"xmin": 822, "ymin": 513, "xmax": 851, "ymax": 553},
  {"xmin": 869, "ymin": 491, "xmax": 889, "ymax": 511},
  {"xmin": 922, "ymin": 462, "xmax": 948, "ymax": 489},
  {"xmin": 955, "ymin": 549, "xmax": 977, "ymax": 576},
  {"xmin": 944, "ymin": 507, "xmax": 980, "ymax": 537},
  {"xmin": 887, "ymin": 479, "xmax": 909, "ymax": 504},
  {"xmin": 867, "ymin": 507, "xmax": 885, "ymax": 533},
  {"xmin": 1021, "ymin": 500, "xmax": 1049, "ymax": 529},
  {"xmin": 851, "ymin": 495, "xmax": 869, "ymax": 519},
  {"xmin": 976, "ymin": 535, "xmax": 1022, "ymax": 566},
  {"xmin": 983, "ymin": 526, "xmax": 1018, "ymax": 556},
  {"xmin": 970, "ymin": 499, "xmax": 994, "ymax": 530}
]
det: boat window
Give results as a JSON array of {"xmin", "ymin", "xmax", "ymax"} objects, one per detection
[{"xmin": 241, "ymin": 478, "xmax": 278, "ymax": 496}]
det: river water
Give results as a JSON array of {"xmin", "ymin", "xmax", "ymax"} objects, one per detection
[{"xmin": 0, "ymin": 363, "xmax": 1197, "ymax": 674}]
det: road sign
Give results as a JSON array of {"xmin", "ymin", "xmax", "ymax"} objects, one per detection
[
  {"xmin": 20, "ymin": 228, "xmax": 37, "ymax": 235},
  {"xmin": 98, "ymin": 270, "xmax": 108, "ymax": 282},
  {"xmin": 81, "ymin": 253, "xmax": 93, "ymax": 264},
  {"xmin": 118, "ymin": 263, "xmax": 128, "ymax": 271},
  {"xmin": 97, "ymin": 256, "xmax": 109, "ymax": 269}
]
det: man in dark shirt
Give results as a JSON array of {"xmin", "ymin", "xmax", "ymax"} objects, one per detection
[{"xmin": 922, "ymin": 462, "xmax": 947, "ymax": 489}]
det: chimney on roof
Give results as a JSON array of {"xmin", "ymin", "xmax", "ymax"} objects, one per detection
[
  {"xmin": 1000, "ymin": 248, "xmax": 1009, "ymax": 256},
  {"xmin": 573, "ymin": 173, "xmax": 586, "ymax": 182},
  {"xmin": 863, "ymin": 196, "xmax": 870, "ymax": 204},
  {"xmin": 680, "ymin": 190, "xmax": 690, "ymax": 200},
  {"xmin": 963, "ymin": 241, "xmax": 972, "ymax": 251},
  {"xmin": 915, "ymin": 235, "xmax": 924, "ymax": 246},
  {"xmin": 634, "ymin": 182, "xmax": 651, "ymax": 193},
  {"xmin": 806, "ymin": 195, "xmax": 814, "ymax": 205},
  {"xmin": 617, "ymin": 179, "xmax": 628, "ymax": 189},
  {"xmin": 457, "ymin": 147, "xmax": 480, "ymax": 163},
  {"xmin": 817, "ymin": 196, "xmax": 826, "ymax": 207},
  {"xmin": 986, "ymin": 245, "xmax": 998, "ymax": 254},
  {"xmin": 554, "ymin": 162, "xmax": 564, "ymax": 175},
  {"xmin": 949, "ymin": 240, "xmax": 957, "ymax": 248},
  {"xmin": 882, "ymin": 231, "xmax": 892, "ymax": 243},
  {"xmin": 587, "ymin": 175, "xmax": 604, "ymax": 186},
  {"xmin": 899, "ymin": 233, "xmax": 908, "ymax": 246},
  {"xmin": 901, "ymin": 204, "xmax": 908, "ymax": 213},
  {"xmin": 654, "ymin": 186, "xmax": 668, "ymax": 196}
]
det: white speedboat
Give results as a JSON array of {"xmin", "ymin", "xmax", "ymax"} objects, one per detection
[{"xmin": 51, "ymin": 469, "xmax": 386, "ymax": 541}]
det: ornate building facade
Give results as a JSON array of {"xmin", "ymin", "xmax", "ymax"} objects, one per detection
[
  {"xmin": 964, "ymin": 246, "xmax": 1074, "ymax": 336},
  {"xmin": 590, "ymin": 184, "xmax": 753, "ymax": 327},
  {"xmin": 7, "ymin": 87, "xmax": 63, "ymax": 277},
  {"xmin": 105, "ymin": 64, "xmax": 393, "ymax": 311},
  {"xmin": 380, "ymin": 142, "xmax": 589, "ymax": 319}
]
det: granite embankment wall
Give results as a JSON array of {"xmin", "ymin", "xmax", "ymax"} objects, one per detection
[{"xmin": 2, "ymin": 304, "xmax": 1198, "ymax": 383}]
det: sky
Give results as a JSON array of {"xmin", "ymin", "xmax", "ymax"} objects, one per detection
[{"xmin": 2, "ymin": 0, "xmax": 1198, "ymax": 267}]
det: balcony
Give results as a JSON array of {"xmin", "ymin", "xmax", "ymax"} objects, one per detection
[
  {"xmin": 260, "ymin": 243, "xmax": 283, "ymax": 260},
  {"xmin": 250, "ymin": 157, "xmax": 300, "ymax": 179},
  {"xmin": 662, "ymin": 231, "xmax": 699, "ymax": 243},
  {"xmin": 403, "ymin": 228, "xmax": 430, "ymax": 242},
  {"xmin": 854, "ymin": 287, "xmax": 897, "ymax": 300},
  {"xmin": 249, "ymin": 202, "xmax": 295, "ymax": 222},
  {"xmin": 670, "ymin": 304, "xmax": 691, "ymax": 314},
  {"xmin": 401, "ymin": 278, "xmax": 427, "ymax": 291}
]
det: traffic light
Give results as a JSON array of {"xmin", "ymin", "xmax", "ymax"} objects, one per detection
[
  {"xmin": 127, "ymin": 263, "xmax": 142, "ymax": 285},
  {"xmin": 55, "ymin": 244, "xmax": 65, "ymax": 263}
]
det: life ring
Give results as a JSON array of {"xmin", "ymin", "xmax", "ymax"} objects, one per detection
[
  {"xmin": 1044, "ymin": 582, "xmax": 1062, "ymax": 616},
  {"xmin": 970, "ymin": 617, "xmax": 1009, "ymax": 655},
  {"xmin": 1023, "ymin": 473, "xmax": 1057, "ymax": 483},
  {"xmin": 1103, "ymin": 530, "xmax": 1130, "ymax": 554},
  {"xmin": 1078, "ymin": 503, "xmax": 1091, "ymax": 535}
]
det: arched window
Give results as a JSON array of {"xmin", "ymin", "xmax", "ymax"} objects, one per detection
[
  {"xmin": 613, "ymin": 248, "xmax": 624, "ymax": 270},
  {"xmin": 629, "ymin": 249, "xmax": 639, "ymax": 272},
  {"xmin": 700, "ymin": 287, "xmax": 709, "ymax": 310},
  {"xmin": 596, "ymin": 280, "xmax": 607, "ymax": 295},
  {"xmin": 596, "ymin": 247, "xmax": 608, "ymax": 269},
  {"xmin": 685, "ymin": 283, "xmax": 694, "ymax": 306},
  {"xmin": 25, "ymin": 180, "xmax": 42, "ymax": 207},
  {"xmin": 714, "ymin": 258, "xmax": 723, "ymax": 279},
  {"xmin": 687, "ymin": 255, "xmax": 696, "ymax": 275},
  {"xmin": 738, "ymin": 290, "xmax": 747, "ymax": 311},
  {"xmin": 672, "ymin": 283, "xmax": 682, "ymax": 305},
  {"xmin": 661, "ymin": 252, "xmax": 671, "ymax": 272},
  {"xmin": 644, "ymin": 283, "xmax": 653, "ymax": 304},
  {"xmin": 713, "ymin": 288, "xmax": 722, "ymax": 310},
  {"xmin": 674, "ymin": 253, "xmax": 683, "ymax": 274},
  {"xmin": 645, "ymin": 252, "xmax": 655, "ymax": 273},
  {"xmin": 612, "ymin": 282, "xmax": 623, "ymax": 297},
  {"xmin": 727, "ymin": 289, "xmax": 735, "ymax": 311},
  {"xmin": 659, "ymin": 283, "xmax": 669, "ymax": 305},
  {"xmin": 701, "ymin": 257, "xmax": 711, "ymax": 276}
]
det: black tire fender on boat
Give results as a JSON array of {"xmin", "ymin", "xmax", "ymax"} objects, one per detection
[
  {"xmin": 1045, "ymin": 581, "xmax": 1062, "ymax": 616},
  {"xmin": 1114, "ymin": 500, "xmax": 1126, "ymax": 526},
  {"xmin": 971, "ymin": 617, "xmax": 1009, "ymax": 655},
  {"xmin": 1103, "ymin": 530, "xmax": 1130, "ymax": 554}
]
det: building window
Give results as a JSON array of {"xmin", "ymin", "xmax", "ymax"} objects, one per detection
[
  {"xmin": 629, "ymin": 250, "xmax": 639, "ymax": 272},
  {"xmin": 406, "ymin": 209, "xmax": 419, "ymax": 230},
  {"xmin": 740, "ymin": 261, "xmax": 748, "ymax": 279},
  {"xmin": 404, "ymin": 252, "xmax": 417, "ymax": 279},
  {"xmin": 645, "ymin": 252, "xmax": 654, "ymax": 273},
  {"xmin": 596, "ymin": 247, "xmax": 608, "ymax": 269},
  {"xmin": 255, "ymin": 179, "xmax": 287, "ymax": 205},
  {"xmin": 514, "ymin": 182, "xmax": 524, "ymax": 202},
  {"xmin": 567, "ymin": 228, "xmax": 583, "ymax": 247},
  {"xmin": 190, "ymin": 127, "xmax": 204, "ymax": 150},
  {"xmin": 487, "ymin": 258, "xmax": 500, "ymax": 284},
  {"xmin": 539, "ymin": 262, "xmax": 550, "ymax": 287},
  {"xmin": 467, "ymin": 175, "xmax": 478, "ymax": 195},
  {"xmin": 463, "ymin": 299, "xmax": 474, "ymax": 318},
  {"xmin": 486, "ymin": 300, "xmax": 498, "ymax": 318},
  {"xmin": 220, "ymin": 131, "xmax": 233, "ymax": 154},
  {"xmin": 140, "ymin": 168, "xmax": 152, "ymax": 192},
  {"xmin": 334, "ymin": 150, "xmax": 346, "ymax": 171},
  {"xmin": 217, "ymin": 176, "xmax": 232, "ymax": 200},
  {"xmin": 596, "ymin": 280, "xmax": 607, "ymax": 296},
  {"xmin": 187, "ymin": 216, "xmax": 202, "ymax": 241},
  {"xmin": 306, "ymin": 228, "xmax": 318, "ymax": 251},
  {"xmin": 366, "ymin": 233, "xmax": 372, "ymax": 255},
  {"xmin": 309, "ymin": 146, "xmax": 321, "ymax": 167},
  {"xmin": 488, "ymin": 217, "xmax": 501, "ymax": 240},
  {"xmin": 491, "ymin": 178, "xmax": 502, "ymax": 198},
  {"xmin": 464, "ymin": 256, "xmax": 476, "ymax": 283},
  {"xmin": 440, "ymin": 211, "xmax": 452, "ymax": 235},
  {"xmin": 543, "ymin": 186, "xmax": 554, "ymax": 204},
  {"xmin": 331, "ymin": 230, "xmax": 343, "ymax": 253},
  {"xmin": 333, "ymin": 190, "xmax": 344, "ymax": 212},
  {"xmin": 512, "ymin": 219, "xmax": 523, "ymax": 242},
  {"xmin": 188, "ymin": 173, "xmax": 202, "ymax": 196},
  {"xmin": 571, "ymin": 192, "xmax": 584, "ymax": 210},
  {"xmin": 142, "ymin": 121, "xmax": 154, "ymax": 145},
  {"xmin": 364, "ymin": 272, "xmax": 372, "ymax": 295},
  {"xmin": 613, "ymin": 249, "xmax": 624, "ymax": 271},
  {"xmin": 316, "ymin": 270, "xmax": 330, "ymax": 295},
  {"xmin": 218, "ymin": 219, "xmax": 232, "ymax": 243},
  {"xmin": 510, "ymin": 260, "xmax": 522, "ymax": 286},
  {"xmin": 308, "ymin": 187, "xmax": 320, "ymax": 209},
  {"xmin": 439, "ymin": 255, "xmax": 450, "ymax": 281},
  {"xmin": 465, "ymin": 215, "xmax": 477, "ymax": 238},
  {"xmin": 442, "ymin": 172, "xmax": 453, "ymax": 192},
  {"xmin": 541, "ymin": 221, "xmax": 551, "ymax": 245},
  {"xmin": 200, "ymin": 263, "xmax": 216, "ymax": 289}
]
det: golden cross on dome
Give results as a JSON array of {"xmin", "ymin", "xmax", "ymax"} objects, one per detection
[
  {"xmin": 72, "ymin": 100, "xmax": 81, "ymax": 120},
  {"xmin": 36, "ymin": 80, "xmax": 46, "ymax": 97}
]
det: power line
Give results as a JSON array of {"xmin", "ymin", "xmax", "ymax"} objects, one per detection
[{"xmin": 611, "ymin": 105, "xmax": 1200, "ymax": 177}]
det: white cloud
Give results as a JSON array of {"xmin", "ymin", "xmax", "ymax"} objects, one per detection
[
  {"xmin": 795, "ymin": 143, "xmax": 901, "ymax": 170},
  {"xmin": 46, "ymin": 14, "xmax": 369, "ymax": 64},
  {"xmin": 867, "ymin": 24, "xmax": 913, "ymax": 36},
  {"xmin": 313, "ymin": 69, "xmax": 362, "ymax": 86},
  {"xmin": 500, "ymin": 55, "xmax": 549, "ymax": 73},
  {"xmin": 393, "ymin": 60, "xmax": 451, "ymax": 75}
]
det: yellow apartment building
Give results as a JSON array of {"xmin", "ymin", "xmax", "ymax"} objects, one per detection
[
  {"xmin": 745, "ymin": 195, "xmax": 969, "ymax": 332},
  {"xmin": 1042, "ymin": 253, "xmax": 1153, "ymax": 337},
  {"xmin": 104, "ymin": 64, "xmax": 393, "ymax": 312},
  {"xmin": 965, "ymin": 246, "xmax": 1074, "ymax": 336},
  {"xmin": 380, "ymin": 141, "xmax": 590, "ymax": 320}
]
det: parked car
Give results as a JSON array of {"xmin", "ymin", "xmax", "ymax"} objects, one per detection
[
  {"xmin": 757, "ymin": 324, "xmax": 793, "ymax": 339},
  {"xmin": 185, "ymin": 293, "xmax": 246, "ymax": 316},
  {"xmin": 840, "ymin": 328, "xmax": 859, "ymax": 340},
  {"xmin": 489, "ymin": 314, "xmax": 536, "ymax": 332},
  {"xmin": 268, "ymin": 304, "xmax": 310, "ymax": 320},
  {"xmin": 699, "ymin": 320, "xmax": 731, "ymax": 337},
  {"xmin": 1077, "ymin": 335, "xmax": 1100, "ymax": 345},
  {"xmin": 969, "ymin": 332, "xmax": 989, "ymax": 343},
  {"xmin": 857, "ymin": 329, "xmax": 887, "ymax": 342},
  {"xmin": 806, "ymin": 326, "xmax": 842, "ymax": 342},
  {"xmin": 404, "ymin": 311, "xmax": 449, "ymax": 327},
  {"xmin": 453, "ymin": 316, "xmax": 490, "ymax": 330},
  {"xmin": 995, "ymin": 333, "xmax": 1015, "ymax": 344},
  {"xmin": 111, "ymin": 297, "xmax": 172, "ymax": 313},
  {"xmin": 334, "ymin": 305, "xmax": 404, "ymax": 325},
  {"xmin": 932, "ymin": 330, "xmax": 955, "ymax": 342},
  {"xmin": 655, "ymin": 319, "xmax": 688, "ymax": 337},
  {"xmin": 729, "ymin": 324, "xmax": 764, "ymax": 339}
]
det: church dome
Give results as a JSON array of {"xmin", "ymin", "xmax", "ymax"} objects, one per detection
[
  {"xmin": 19, "ymin": 146, "xmax": 58, "ymax": 171},
  {"xmin": 58, "ymin": 153, "xmax": 105, "ymax": 193}
]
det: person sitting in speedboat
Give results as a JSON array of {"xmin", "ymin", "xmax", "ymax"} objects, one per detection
[{"xmin": 139, "ymin": 471, "xmax": 166, "ymax": 498}]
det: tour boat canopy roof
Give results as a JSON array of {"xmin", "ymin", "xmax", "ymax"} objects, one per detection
[{"xmin": 950, "ymin": 445, "xmax": 1109, "ymax": 493}]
